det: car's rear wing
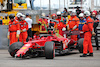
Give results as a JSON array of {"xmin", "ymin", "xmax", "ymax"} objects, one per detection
[{"xmin": 41, "ymin": 16, "xmax": 59, "ymax": 23}]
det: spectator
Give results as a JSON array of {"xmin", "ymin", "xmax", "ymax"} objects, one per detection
[
  {"xmin": 63, "ymin": 8, "xmax": 68, "ymax": 17},
  {"xmin": 25, "ymin": 13, "xmax": 32, "ymax": 41},
  {"xmin": 76, "ymin": 6, "xmax": 81, "ymax": 17}
]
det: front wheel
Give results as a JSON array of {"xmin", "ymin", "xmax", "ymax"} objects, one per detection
[
  {"xmin": 45, "ymin": 41, "xmax": 55, "ymax": 59},
  {"xmin": 8, "ymin": 42, "xmax": 24, "ymax": 57}
]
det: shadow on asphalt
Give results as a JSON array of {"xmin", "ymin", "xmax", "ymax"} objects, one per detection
[
  {"xmin": 56, "ymin": 51, "xmax": 80, "ymax": 57},
  {"xmin": 7, "ymin": 51, "xmax": 80, "ymax": 60}
]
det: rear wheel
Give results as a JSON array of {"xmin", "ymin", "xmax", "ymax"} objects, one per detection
[
  {"xmin": 78, "ymin": 38, "xmax": 84, "ymax": 53},
  {"xmin": 8, "ymin": 42, "xmax": 24, "ymax": 57},
  {"xmin": 45, "ymin": 42, "xmax": 55, "ymax": 59}
]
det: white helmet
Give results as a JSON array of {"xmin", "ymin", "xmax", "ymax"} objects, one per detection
[
  {"xmin": 70, "ymin": 10, "xmax": 76, "ymax": 16},
  {"xmin": 79, "ymin": 13, "xmax": 84, "ymax": 17},
  {"xmin": 42, "ymin": 13, "xmax": 46, "ymax": 17},
  {"xmin": 84, "ymin": 11, "xmax": 90, "ymax": 16},
  {"xmin": 17, "ymin": 13, "xmax": 23, "ymax": 18},
  {"xmin": 57, "ymin": 11, "xmax": 61, "ymax": 15},
  {"xmin": 21, "ymin": 14, "xmax": 26, "ymax": 20}
]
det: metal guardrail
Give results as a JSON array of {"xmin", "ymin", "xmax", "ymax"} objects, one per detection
[{"xmin": 92, "ymin": 23, "xmax": 100, "ymax": 46}]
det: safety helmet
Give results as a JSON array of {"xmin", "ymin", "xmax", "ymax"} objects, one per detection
[
  {"xmin": 42, "ymin": 13, "xmax": 46, "ymax": 17},
  {"xmin": 70, "ymin": 10, "xmax": 76, "ymax": 16},
  {"xmin": 79, "ymin": 13, "xmax": 84, "ymax": 17},
  {"xmin": 9, "ymin": 14, "xmax": 15, "ymax": 19},
  {"xmin": 17, "ymin": 13, "xmax": 23, "ymax": 18},
  {"xmin": 92, "ymin": 10, "xmax": 97, "ymax": 15},
  {"xmin": 21, "ymin": 14, "xmax": 26, "ymax": 20},
  {"xmin": 52, "ymin": 13, "xmax": 57, "ymax": 17},
  {"xmin": 84, "ymin": 11, "xmax": 90, "ymax": 16},
  {"xmin": 57, "ymin": 11, "xmax": 61, "ymax": 16}
]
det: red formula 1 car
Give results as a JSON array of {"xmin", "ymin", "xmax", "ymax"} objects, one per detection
[
  {"xmin": 8, "ymin": 17, "xmax": 83, "ymax": 59},
  {"xmin": 8, "ymin": 28, "xmax": 83, "ymax": 59}
]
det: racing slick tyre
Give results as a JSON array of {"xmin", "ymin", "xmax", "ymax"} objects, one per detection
[
  {"xmin": 77, "ymin": 38, "xmax": 84, "ymax": 53},
  {"xmin": 45, "ymin": 41, "xmax": 55, "ymax": 59},
  {"xmin": 8, "ymin": 42, "xmax": 24, "ymax": 57}
]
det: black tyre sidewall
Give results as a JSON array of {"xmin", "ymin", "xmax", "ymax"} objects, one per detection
[
  {"xmin": 77, "ymin": 38, "xmax": 84, "ymax": 53},
  {"xmin": 45, "ymin": 41, "xmax": 55, "ymax": 59},
  {"xmin": 8, "ymin": 42, "xmax": 24, "ymax": 57}
]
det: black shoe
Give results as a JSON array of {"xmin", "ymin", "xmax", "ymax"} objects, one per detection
[
  {"xmin": 87, "ymin": 53, "xmax": 93, "ymax": 57},
  {"xmin": 96, "ymin": 47, "xmax": 99, "ymax": 50},
  {"xmin": 80, "ymin": 54, "xmax": 87, "ymax": 57}
]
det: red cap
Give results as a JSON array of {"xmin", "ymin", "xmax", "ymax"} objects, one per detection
[
  {"xmin": 92, "ymin": 10, "xmax": 97, "ymax": 15},
  {"xmin": 52, "ymin": 13, "xmax": 57, "ymax": 17}
]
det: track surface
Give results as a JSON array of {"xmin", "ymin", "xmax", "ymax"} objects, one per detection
[{"xmin": 0, "ymin": 47, "xmax": 100, "ymax": 67}]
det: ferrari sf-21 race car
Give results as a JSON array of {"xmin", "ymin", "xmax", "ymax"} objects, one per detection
[{"xmin": 8, "ymin": 17, "xmax": 83, "ymax": 59}]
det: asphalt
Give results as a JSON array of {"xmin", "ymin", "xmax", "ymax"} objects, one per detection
[{"xmin": 0, "ymin": 47, "xmax": 100, "ymax": 67}]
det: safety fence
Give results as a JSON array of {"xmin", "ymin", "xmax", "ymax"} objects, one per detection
[{"xmin": 92, "ymin": 23, "xmax": 100, "ymax": 46}]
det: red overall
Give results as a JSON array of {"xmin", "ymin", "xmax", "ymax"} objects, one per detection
[
  {"xmin": 68, "ymin": 16, "xmax": 79, "ymax": 45},
  {"xmin": 8, "ymin": 20, "xmax": 20, "ymax": 45},
  {"xmin": 19, "ymin": 20, "xmax": 28, "ymax": 43},
  {"xmin": 56, "ymin": 17, "xmax": 65, "ymax": 36},
  {"xmin": 82, "ymin": 16, "xmax": 93, "ymax": 54},
  {"xmin": 57, "ymin": 22, "xmax": 66, "ymax": 36}
]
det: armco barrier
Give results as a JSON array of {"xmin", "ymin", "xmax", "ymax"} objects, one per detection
[{"xmin": 0, "ymin": 25, "xmax": 9, "ymax": 49}]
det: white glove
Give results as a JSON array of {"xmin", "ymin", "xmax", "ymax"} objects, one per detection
[
  {"xmin": 51, "ymin": 26, "xmax": 54, "ymax": 29},
  {"xmin": 73, "ymin": 25, "xmax": 77, "ymax": 30},
  {"xmin": 17, "ymin": 30, "xmax": 20, "ymax": 35},
  {"xmin": 22, "ymin": 28, "xmax": 27, "ymax": 32},
  {"xmin": 80, "ymin": 31, "xmax": 83, "ymax": 33},
  {"xmin": 67, "ymin": 25, "xmax": 70, "ymax": 30},
  {"xmin": 62, "ymin": 27, "xmax": 66, "ymax": 31}
]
